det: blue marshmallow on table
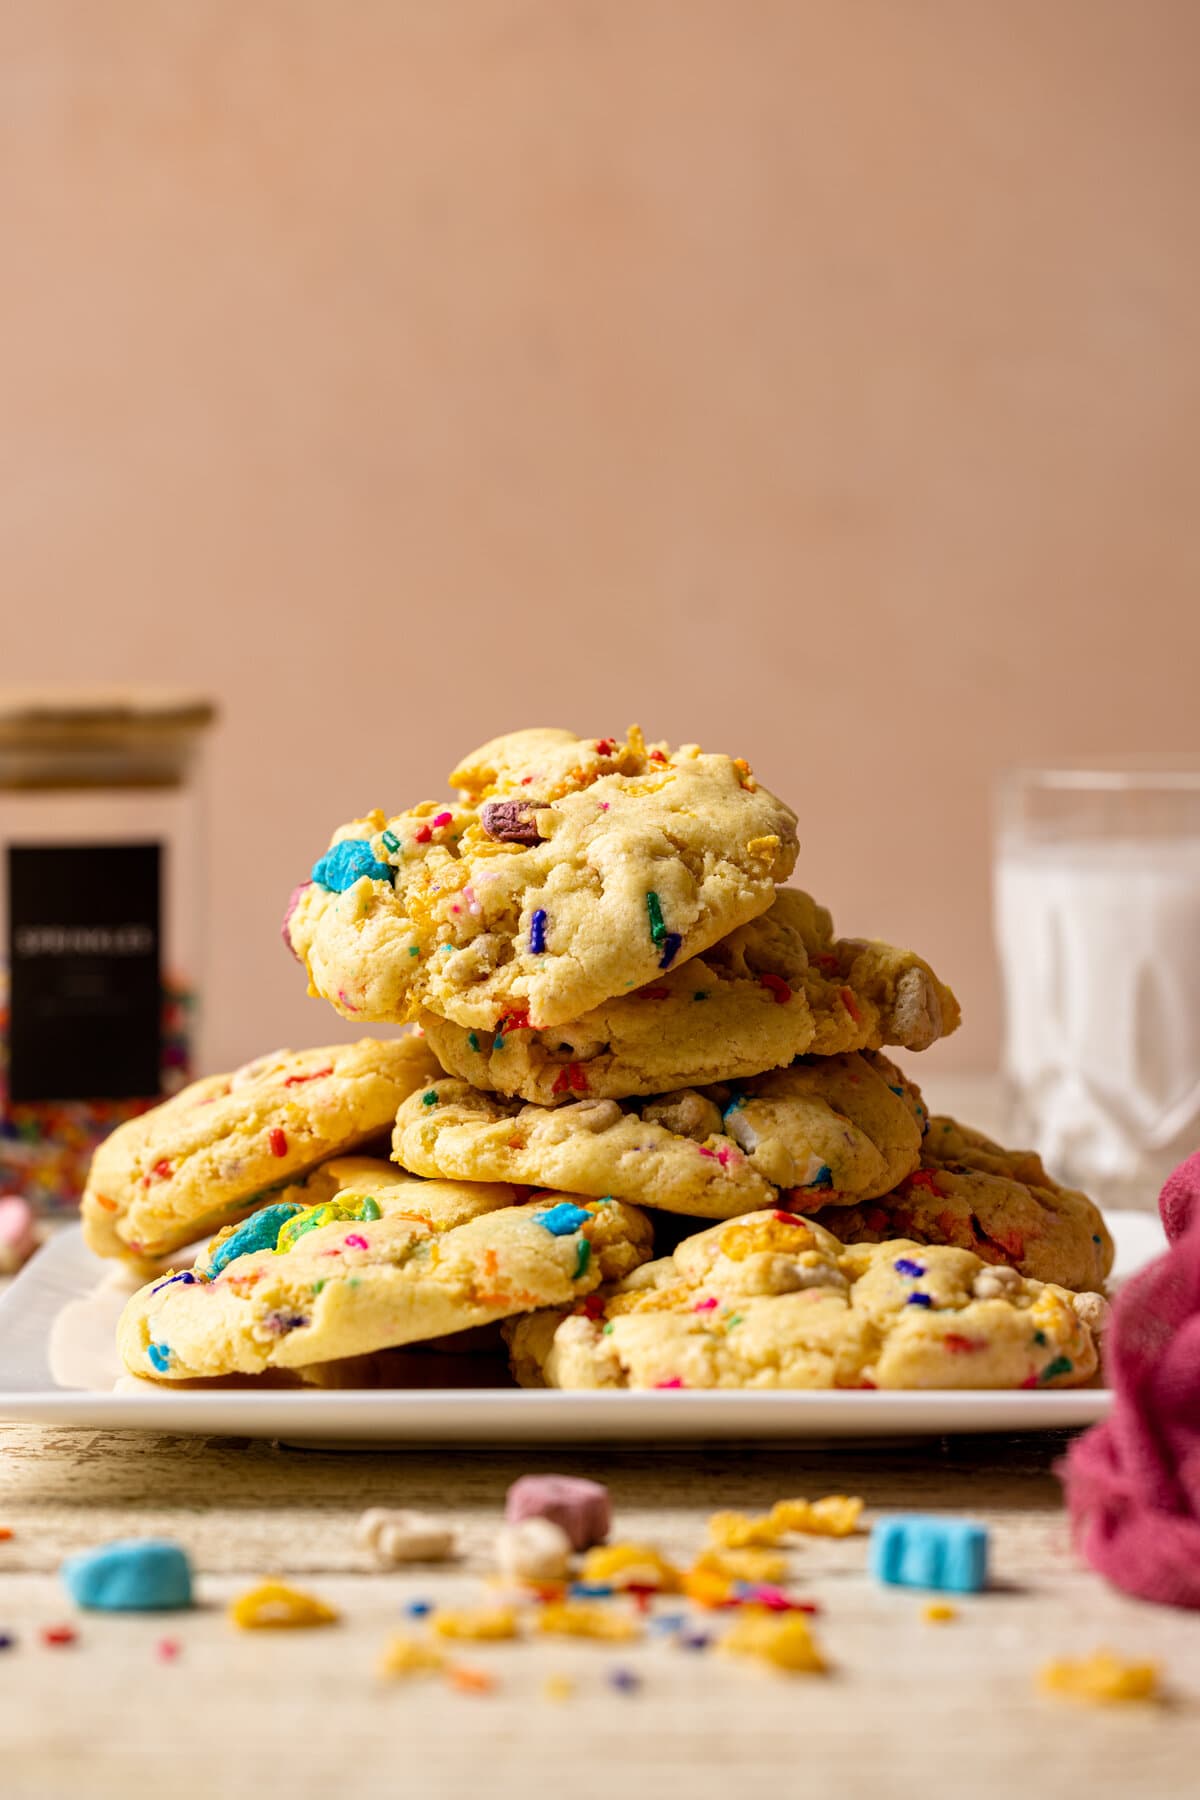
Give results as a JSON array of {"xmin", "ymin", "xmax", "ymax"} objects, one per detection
[
  {"xmin": 869, "ymin": 1515, "xmax": 989, "ymax": 1594},
  {"xmin": 62, "ymin": 1539, "xmax": 194, "ymax": 1612}
]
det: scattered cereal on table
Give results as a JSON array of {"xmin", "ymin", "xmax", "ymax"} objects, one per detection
[
  {"xmin": 721, "ymin": 1608, "xmax": 828, "ymax": 1675},
  {"xmin": 156, "ymin": 1638, "xmax": 182, "ymax": 1661},
  {"xmin": 378, "ymin": 1635, "xmax": 446, "ymax": 1679},
  {"xmin": 505, "ymin": 1474, "xmax": 611, "ymax": 1551},
  {"xmin": 431, "ymin": 1606, "xmax": 519, "ymax": 1642},
  {"xmin": 0, "ymin": 1632, "xmax": 16, "ymax": 1650},
  {"xmin": 691, "ymin": 1547, "xmax": 787, "ymax": 1585},
  {"xmin": 608, "ymin": 1666, "xmax": 641, "ymax": 1693},
  {"xmin": 356, "ymin": 1508, "xmax": 457, "ymax": 1564},
  {"xmin": 769, "ymin": 1496, "xmax": 864, "ymax": 1538},
  {"xmin": 447, "ymin": 1663, "xmax": 496, "ymax": 1694},
  {"xmin": 536, "ymin": 1602, "xmax": 642, "ymax": 1642},
  {"xmin": 229, "ymin": 1581, "xmax": 339, "ymax": 1630},
  {"xmin": 922, "ymin": 1602, "xmax": 959, "ymax": 1624},
  {"xmin": 62, "ymin": 1538, "xmax": 193, "ymax": 1612},
  {"xmin": 543, "ymin": 1673, "xmax": 575, "ymax": 1701},
  {"xmin": 41, "ymin": 1625, "xmax": 77, "ymax": 1647},
  {"xmin": 1039, "ymin": 1650, "xmax": 1161, "ymax": 1704},
  {"xmin": 581, "ymin": 1543, "xmax": 680, "ymax": 1591},
  {"xmin": 495, "ymin": 1517, "xmax": 573, "ymax": 1583},
  {"xmin": 869, "ymin": 1516, "xmax": 989, "ymax": 1594}
]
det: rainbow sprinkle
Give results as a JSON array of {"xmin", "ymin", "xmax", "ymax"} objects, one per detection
[{"xmin": 529, "ymin": 909, "xmax": 548, "ymax": 955}]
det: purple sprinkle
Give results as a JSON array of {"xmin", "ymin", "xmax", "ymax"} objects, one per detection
[
  {"xmin": 0, "ymin": 1633, "xmax": 14, "ymax": 1651},
  {"xmin": 659, "ymin": 932, "xmax": 683, "ymax": 969},
  {"xmin": 529, "ymin": 908, "xmax": 548, "ymax": 955},
  {"xmin": 151, "ymin": 1270, "xmax": 199, "ymax": 1295},
  {"xmin": 264, "ymin": 1311, "xmax": 309, "ymax": 1335},
  {"xmin": 680, "ymin": 1632, "xmax": 711, "ymax": 1651},
  {"xmin": 906, "ymin": 1292, "xmax": 934, "ymax": 1309},
  {"xmin": 893, "ymin": 1257, "xmax": 926, "ymax": 1279},
  {"xmin": 608, "ymin": 1667, "xmax": 641, "ymax": 1693}
]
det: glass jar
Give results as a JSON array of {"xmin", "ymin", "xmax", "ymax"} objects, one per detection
[{"xmin": 0, "ymin": 692, "xmax": 215, "ymax": 1213}]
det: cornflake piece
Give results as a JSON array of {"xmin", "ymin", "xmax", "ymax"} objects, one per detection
[
  {"xmin": 505, "ymin": 1474, "xmax": 611, "ymax": 1551},
  {"xmin": 378, "ymin": 1636, "xmax": 446, "ymax": 1679},
  {"xmin": 536, "ymin": 1602, "xmax": 642, "ymax": 1642},
  {"xmin": 691, "ymin": 1547, "xmax": 787, "ymax": 1584},
  {"xmin": 495, "ymin": 1517, "xmax": 572, "ymax": 1583},
  {"xmin": 922, "ymin": 1602, "xmax": 959, "ymax": 1624},
  {"xmin": 1039, "ymin": 1650, "xmax": 1161, "ymax": 1704},
  {"xmin": 356, "ymin": 1508, "xmax": 457, "ymax": 1564},
  {"xmin": 431, "ymin": 1606, "xmax": 519, "ymax": 1642},
  {"xmin": 721, "ymin": 1608, "xmax": 828, "ymax": 1674},
  {"xmin": 581, "ymin": 1543, "xmax": 680, "ymax": 1591},
  {"xmin": 706, "ymin": 1511, "xmax": 780, "ymax": 1550},
  {"xmin": 229, "ymin": 1581, "xmax": 339, "ymax": 1630},
  {"xmin": 769, "ymin": 1496, "xmax": 864, "ymax": 1538}
]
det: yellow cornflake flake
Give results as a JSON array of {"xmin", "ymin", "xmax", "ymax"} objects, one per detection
[
  {"xmin": 378, "ymin": 1635, "xmax": 446, "ymax": 1679},
  {"xmin": 721, "ymin": 1607, "xmax": 828, "ymax": 1675},
  {"xmin": 536, "ymin": 1602, "xmax": 642, "ymax": 1642},
  {"xmin": 1039, "ymin": 1650, "xmax": 1161, "ymax": 1705},
  {"xmin": 543, "ymin": 1674, "xmax": 575, "ymax": 1702},
  {"xmin": 692, "ymin": 1547, "xmax": 788, "ymax": 1584},
  {"xmin": 581, "ymin": 1542, "xmax": 681, "ymax": 1591},
  {"xmin": 922, "ymin": 1602, "xmax": 959, "ymax": 1625},
  {"xmin": 431, "ymin": 1606, "xmax": 520, "ymax": 1642},
  {"xmin": 706, "ymin": 1511, "xmax": 781, "ymax": 1550},
  {"xmin": 229, "ymin": 1580, "xmax": 339, "ymax": 1630},
  {"xmin": 768, "ymin": 1495, "xmax": 865, "ymax": 1538}
]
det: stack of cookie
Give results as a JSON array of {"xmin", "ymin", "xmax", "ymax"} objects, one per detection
[{"xmin": 88, "ymin": 727, "xmax": 1112, "ymax": 1392}]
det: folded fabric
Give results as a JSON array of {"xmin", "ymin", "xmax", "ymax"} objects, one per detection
[{"xmin": 1058, "ymin": 1147, "xmax": 1200, "ymax": 1608}]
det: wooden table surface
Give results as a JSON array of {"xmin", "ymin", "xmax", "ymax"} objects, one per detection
[
  {"xmin": 2, "ymin": 1078, "xmax": 1198, "ymax": 1798},
  {"xmin": 1, "ymin": 1421, "xmax": 1198, "ymax": 1800}
]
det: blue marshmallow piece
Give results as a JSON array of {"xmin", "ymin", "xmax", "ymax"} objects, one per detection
[
  {"xmin": 312, "ymin": 838, "xmax": 393, "ymax": 892},
  {"xmin": 533, "ymin": 1202, "xmax": 592, "ymax": 1237},
  {"xmin": 869, "ymin": 1515, "xmax": 989, "ymax": 1594},
  {"xmin": 206, "ymin": 1201, "xmax": 306, "ymax": 1277},
  {"xmin": 63, "ymin": 1539, "xmax": 194, "ymax": 1612}
]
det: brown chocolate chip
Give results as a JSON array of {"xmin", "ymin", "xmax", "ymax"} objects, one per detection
[{"xmin": 480, "ymin": 800, "xmax": 543, "ymax": 845}]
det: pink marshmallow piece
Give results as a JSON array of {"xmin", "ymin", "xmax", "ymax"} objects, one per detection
[
  {"xmin": 0, "ymin": 1195, "xmax": 38, "ymax": 1274},
  {"xmin": 505, "ymin": 1474, "xmax": 611, "ymax": 1551},
  {"xmin": 280, "ymin": 883, "xmax": 311, "ymax": 962}
]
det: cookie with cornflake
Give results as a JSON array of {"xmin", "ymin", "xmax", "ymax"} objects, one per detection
[
  {"xmin": 807, "ymin": 1115, "xmax": 1114, "ymax": 1292},
  {"xmin": 284, "ymin": 726, "xmax": 797, "ymax": 1033},
  {"xmin": 420, "ymin": 888, "xmax": 960, "ymax": 1104},
  {"xmin": 505, "ymin": 1210, "xmax": 1105, "ymax": 1391},
  {"xmin": 82, "ymin": 1035, "xmax": 441, "ymax": 1264},
  {"xmin": 117, "ymin": 1183, "xmax": 652, "ymax": 1381},
  {"xmin": 392, "ymin": 1052, "xmax": 925, "ymax": 1221}
]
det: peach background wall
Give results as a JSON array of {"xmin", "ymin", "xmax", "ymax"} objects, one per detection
[{"xmin": 3, "ymin": 0, "xmax": 1199, "ymax": 1077}]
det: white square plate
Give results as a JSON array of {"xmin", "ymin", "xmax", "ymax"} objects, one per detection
[{"xmin": 0, "ymin": 1214, "xmax": 1165, "ymax": 1440}]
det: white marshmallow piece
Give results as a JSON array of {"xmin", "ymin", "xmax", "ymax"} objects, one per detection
[
  {"xmin": 494, "ymin": 1516, "xmax": 572, "ymax": 1583},
  {"xmin": 356, "ymin": 1508, "xmax": 457, "ymax": 1563}
]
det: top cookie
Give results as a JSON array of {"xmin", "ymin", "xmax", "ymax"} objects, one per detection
[
  {"xmin": 505, "ymin": 1209, "xmax": 1106, "ymax": 1392},
  {"xmin": 420, "ymin": 887, "xmax": 960, "ymax": 1103},
  {"xmin": 82, "ymin": 1035, "xmax": 441, "ymax": 1264},
  {"xmin": 284, "ymin": 727, "xmax": 798, "ymax": 1033}
]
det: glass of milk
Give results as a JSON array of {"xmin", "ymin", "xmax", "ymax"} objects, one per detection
[{"xmin": 995, "ymin": 760, "xmax": 1200, "ymax": 1210}]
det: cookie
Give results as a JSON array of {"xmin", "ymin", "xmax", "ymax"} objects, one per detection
[
  {"xmin": 421, "ymin": 888, "xmax": 960, "ymax": 1104},
  {"xmin": 117, "ymin": 1184, "xmax": 653, "ymax": 1381},
  {"xmin": 505, "ymin": 1209, "xmax": 1105, "ymax": 1391},
  {"xmin": 82, "ymin": 1035, "xmax": 442, "ymax": 1264},
  {"xmin": 392, "ymin": 1052, "xmax": 925, "ymax": 1221},
  {"xmin": 807, "ymin": 1115, "xmax": 1114, "ymax": 1292},
  {"xmin": 284, "ymin": 726, "xmax": 798, "ymax": 1033}
]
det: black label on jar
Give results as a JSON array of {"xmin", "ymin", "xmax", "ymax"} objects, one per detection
[{"xmin": 7, "ymin": 843, "xmax": 162, "ymax": 1104}]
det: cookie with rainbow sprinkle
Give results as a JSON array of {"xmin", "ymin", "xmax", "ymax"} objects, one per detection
[
  {"xmin": 420, "ymin": 887, "xmax": 960, "ymax": 1105},
  {"xmin": 806, "ymin": 1115, "xmax": 1114, "ymax": 1292},
  {"xmin": 82, "ymin": 1035, "xmax": 441, "ymax": 1265},
  {"xmin": 117, "ymin": 1183, "xmax": 652, "ymax": 1382},
  {"xmin": 284, "ymin": 726, "xmax": 798, "ymax": 1033},
  {"xmin": 504, "ymin": 1209, "xmax": 1106, "ymax": 1391},
  {"xmin": 391, "ymin": 1052, "xmax": 925, "ymax": 1221}
]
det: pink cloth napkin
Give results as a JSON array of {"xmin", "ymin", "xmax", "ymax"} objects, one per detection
[{"xmin": 1058, "ymin": 1149, "xmax": 1200, "ymax": 1607}]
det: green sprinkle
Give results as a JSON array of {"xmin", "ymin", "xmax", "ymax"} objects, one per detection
[
  {"xmin": 1040, "ymin": 1355, "xmax": 1073, "ymax": 1383},
  {"xmin": 467, "ymin": 1032, "xmax": 480, "ymax": 1052},
  {"xmin": 646, "ymin": 891, "xmax": 666, "ymax": 945},
  {"xmin": 725, "ymin": 1313, "xmax": 743, "ymax": 1329},
  {"xmin": 1033, "ymin": 1329, "xmax": 1047, "ymax": 1346},
  {"xmin": 597, "ymin": 1195, "xmax": 614, "ymax": 1205},
  {"xmin": 601, "ymin": 1322, "xmax": 615, "ymax": 1335},
  {"xmin": 408, "ymin": 945, "xmax": 420, "ymax": 958},
  {"xmin": 692, "ymin": 990, "xmax": 709, "ymax": 1002},
  {"xmin": 381, "ymin": 829, "xmax": 401, "ymax": 854},
  {"xmin": 311, "ymin": 1279, "xmax": 327, "ymax": 1295},
  {"xmin": 347, "ymin": 1277, "xmax": 361, "ymax": 1290},
  {"xmin": 573, "ymin": 1238, "xmax": 591, "ymax": 1278},
  {"xmin": 360, "ymin": 1197, "xmax": 382, "ymax": 1222},
  {"xmin": 422, "ymin": 1090, "xmax": 439, "ymax": 1107}
]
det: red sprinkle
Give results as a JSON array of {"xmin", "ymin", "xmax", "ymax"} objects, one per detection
[
  {"xmin": 759, "ymin": 973, "xmax": 792, "ymax": 1005},
  {"xmin": 840, "ymin": 986, "xmax": 863, "ymax": 1024},
  {"xmin": 812, "ymin": 953, "xmax": 840, "ymax": 974},
  {"xmin": 156, "ymin": 1638, "xmax": 182, "ymax": 1662},
  {"xmin": 654, "ymin": 1378, "xmax": 685, "ymax": 1389},
  {"xmin": 580, "ymin": 1294, "xmax": 607, "ymax": 1321},
  {"xmin": 649, "ymin": 748, "xmax": 668, "ymax": 764},
  {"xmin": 771, "ymin": 1211, "xmax": 805, "ymax": 1226},
  {"xmin": 269, "ymin": 1128, "xmax": 288, "ymax": 1157},
  {"xmin": 595, "ymin": 738, "xmax": 618, "ymax": 756},
  {"xmin": 343, "ymin": 1233, "xmax": 368, "ymax": 1250},
  {"xmin": 942, "ymin": 1333, "xmax": 986, "ymax": 1355},
  {"xmin": 638, "ymin": 987, "xmax": 672, "ymax": 1001},
  {"xmin": 497, "ymin": 1011, "xmax": 531, "ymax": 1034},
  {"xmin": 41, "ymin": 1626, "xmax": 77, "ymax": 1647},
  {"xmin": 552, "ymin": 1064, "xmax": 589, "ymax": 1096},
  {"xmin": 284, "ymin": 1066, "xmax": 333, "ymax": 1087},
  {"xmin": 143, "ymin": 1158, "xmax": 174, "ymax": 1187},
  {"xmin": 693, "ymin": 1296, "xmax": 719, "ymax": 1312},
  {"xmin": 414, "ymin": 825, "xmax": 433, "ymax": 844},
  {"xmin": 906, "ymin": 1170, "xmax": 943, "ymax": 1196}
]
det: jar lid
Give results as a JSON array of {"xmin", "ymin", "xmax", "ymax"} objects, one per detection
[{"xmin": 0, "ymin": 690, "xmax": 217, "ymax": 746}]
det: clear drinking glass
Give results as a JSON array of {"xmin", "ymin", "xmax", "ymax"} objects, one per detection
[{"xmin": 994, "ymin": 759, "xmax": 1200, "ymax": 1210}]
